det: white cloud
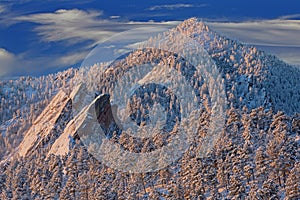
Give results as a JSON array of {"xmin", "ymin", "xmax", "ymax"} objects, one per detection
[
  {"xmin": 0, "ymin": 50, "xmax": 13, "ymax": 66},
  {"xmin": 0, "ymin": 48, "xmax": 19, "ymax": 78},
  {"xmin": 148, "ymin": 4, "xmax": 207, "ymax": 11},
  {"xmin": 279, "ymin": 13, "xmax": 300, "ymax": 20},
  {"xmin": 208, "ymin": 19, "xmax": 300, "ymax": 65},
  {"xmin": 1, "ymin": 9, "xmax": 180, "ymax": 78},
  {"xmin": 0, "ymin": 47, "xmax": 90, "ymax": 79},
  {"xmin": 14, "ymin": 9, "xmax": 179, "ymax": 45},
  {"xmin": 15, "ymin": 9, "xmax": 112, "ymax": 43},
  {"xmin": 13, "ymin": 8, "xmax": 180, "ymax": 66},
  {"xmin": 57, "ymin": 51, "xmax": 89, "ymax": 66},
  {"xmin": 208, "ymin": 20, "xmax": 300, "ymax": 47},
  {"xmin": 110, "ymin": 15, "xmax": 120, "ymax": 19}
]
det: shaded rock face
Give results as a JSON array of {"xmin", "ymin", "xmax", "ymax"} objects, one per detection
[
  {"xmin": 95, "ymin": 94, "xmax": 121, "ymax": 139},
  {"xmin": 95, "ymin": 94, "xmax": 114, "ymax": 129}
]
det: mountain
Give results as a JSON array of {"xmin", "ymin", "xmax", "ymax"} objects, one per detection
[{"xmin": 0, "ymin": 18, "xmax": 299, "ymax": 199}]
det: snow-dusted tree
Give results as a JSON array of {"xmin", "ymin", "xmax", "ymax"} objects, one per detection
[
  {"xmin": 0, "ymin": 171, "xmax": 5, "ymax": 195},
  {"xmin": 78, "ymin": 172, "xmax": 91, "ymax": 200},
  {"xmin": 46, "ymin": 164, "xmax": 63, "ymax": 199},
  {"xmin": 255, "ymin": 146, "xmax": 269, "ymax": 186},
  {"xmin": 65, "ymin": 147, "xmax": 78, "ymax": 178},
  {"xmin": 284, "ymin": 163, "xmax": 300, "ymax": 200},
  {"xmin": 11, "ymin": 166, "xmax": 31, "ymax": 200},
  {"xmin": 1, "ymin": 163, "xmax": 13, "ymax": 199},
  {"xmin": 227, "ymin": 166, "xmax": 246, "ymax": 199},
  {"xmin": 77, "ymin": 146, "xmax": 89, "ymax": 173},
  {"xmin": 59, "ymin": 173, "xmax": 78, "ymax": 200},
  {"xmin": 257, "ymin": 179, "xmax": 279, "ymax": 199},
  {"xmin": 247, "ymin": 182, "xmax": 259, "ymax": 200},
  {"xmin": 93, "ymin": 184, "xmax": 107, "ymax": 200},
  {"xmin": 30, "ymin": 167, "xmax": 44, "ymax": 199}
]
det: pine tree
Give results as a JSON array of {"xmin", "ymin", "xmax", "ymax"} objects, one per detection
[
  {"xmin": 93, "ymin": 184, "xmax": 107, "ymax": 200},
  {"xmin": 46, "ymin": 164, "xmax": 63, "ymax": 199},
  {"xmin": 285, "ymin": 163, "xmax": 300, "ymax": 200},
  {"xmin": 11, "ymin": 166, "xmax": 31, "ymax": 200},
  {"xmin": 228, "ymin": 166, "xmax": 246, "ymax": 199},
  {"xmin": 257, "ymin": 179, "xmax": 279, "ymax": 199},
  {"xmin": 248, "ymin": 182, "xmax": 259, "ymax": 200},
  {"xmin": 59, "ymin": 174, "xmax": 78, "ymax": 200},
  {"xmin": 59, "ymin": 184, "xmax": 72, "ymax": 200},
  {"xmin": 0, "ymin": 171, "xmax": 6, "ymax": 194},
  {"xmin": 280, "ymin": 138, "xmax": 298, "ymax": 184},
  {"xmin": 255, "ymin": 146, "xmax": 269, "ymax": 186},
  {"xmin": 3, "ymin": 159, "xmax": 19, "ymax": 199},
  {"xmin": 30, "ymin": 167, "xmax": 43, "ymax": 198},
  {"xmin": 78, "ymin": 172, "xmax": 91, "ymax": 200},
  {"xmin": 65, "ymin": 147, "xmax": 78, "ymax": 178},
  {"xmin": 77, "ymin": 146, "xmax": 89, "ymax": 173}
]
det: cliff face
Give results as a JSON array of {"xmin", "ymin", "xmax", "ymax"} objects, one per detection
[
  {"xmin": 47, "ymin": 92, "xmax": 118, "ymax": 157},
  {"xmin": 18, "ymin": 90, "xmax": 72, "ymax": 157}
]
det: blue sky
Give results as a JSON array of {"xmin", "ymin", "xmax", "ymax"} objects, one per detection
[{"xmin": 0, "ymin": 0, "xmax": 299, "ymax": 79}]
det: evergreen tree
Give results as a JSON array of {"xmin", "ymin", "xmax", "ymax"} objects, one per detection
[
  {"xmin": 257, "ymin": 179, "xmax": 279, "ymax": 200},
  {"xmin": 285, "ymin": 163, "xmax": 300, "ymax": 200},
  {"xmin": 228, "ymin": 166, "xmax": 246, "ymax": 199},
  {"xmin": 255, "ymin": 146, "xmax": 269, "ymax": 186},
  {"xmin": 78, "ymin": 172, "xmax": 91, "ymax": 200},
  {"xmin": 59, "ymin": 173, "xmax": 78, "ymax": 200},
  {"xmin": 11, "ymin": 166, "xmax": 31, "ymax": 200},
  {"xmin": 0, "ymin": 171, "xmax": 6, "ymax": 194},
  {"xmin": 46, "ymin": 164, "xmax": 64, "ymax": 199}
]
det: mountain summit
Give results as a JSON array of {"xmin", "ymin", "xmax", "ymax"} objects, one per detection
[{"xmin": 0, "ymin": 18, "xmax": 299, "ymax": 199}]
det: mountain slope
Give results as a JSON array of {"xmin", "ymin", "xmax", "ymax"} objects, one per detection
[
  {"xmin": 15, "ymin": 17, "xmax": 300, "ymax": 164},
  {"xmin": 0, "ymin": 18, "xmax": 299, "ymax": 199}
]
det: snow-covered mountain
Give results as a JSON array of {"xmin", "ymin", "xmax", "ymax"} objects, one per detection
[
  {"xmin": 11, "ymin": 18, "xmax": 299, "ymax": 157},
  {"xmin": 0, "ymin": 18, "xmax": 299, "ymax": 199}
]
